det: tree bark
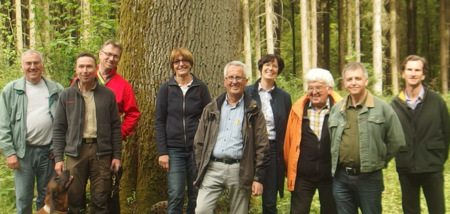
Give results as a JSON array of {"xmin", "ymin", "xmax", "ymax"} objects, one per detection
[
  {"xmin": 390, "ymin": 0, "xmax": 399, "ymax": 94},
  {"xmin": 118, "ymin": 1, "xmax": 242, "ymax": 212},
  {"xmin": 15, "ymin": 0, "xmax": 23, "ymax": 53},
  {"xmin": 322, "ymin": 0, "xmax": 330, "ymax": 70},
  {"xmin": 290, "ymin": 0, "xmax": 297, "ymax": 74},
  {"xmin": 347, "ymin": 0, "xmax": 353, "ymax": 57},
  {"xmin": 266, "ymin": 0, "xmax": 275, "ymax": 54},
  {"xmin": 440, "ymin": 0, "xmax": 449, "ymax": 93},
  {"xmin": 373, "ymin": 0, "xmax": 383, "ymax": 94},
  {"xmin": 300, "ymin": 0, "xmax": 310, "ymax": 90},
  {"xmin": 243, "ymin": 0, "xmax": 253, "ymax": 81}
]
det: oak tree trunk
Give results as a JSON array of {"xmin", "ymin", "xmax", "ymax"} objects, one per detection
[{"xmin": 118, "ymin": 1, "xmax": 242, "ymax": 212}]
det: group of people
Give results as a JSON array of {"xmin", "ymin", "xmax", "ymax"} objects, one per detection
[
  {"xmin": 155, "ymin": 50, "xmax": 449, "ymax": 214},
  {"xmin": 0, "ymin": 40, "xmax": 140, "ymax": 214},
  {"xmin": 0, "ymin": 40, "xmax": 448, "ymax": 214}
]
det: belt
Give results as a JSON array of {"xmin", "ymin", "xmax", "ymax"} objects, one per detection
[
  {"xmin": 339, "ymin": 165, "xmax": 361, "ymax": 175},
  {"xmin": 82, "ymin": 138, "xmax": 97, "ymax": 144},
  {"xmin": 211, "ymin": 157, "xmax": 240, "ymax": 164},
  {"xmin": 269, "ymin": 140, "xmax": 277, "ymax": 144}
]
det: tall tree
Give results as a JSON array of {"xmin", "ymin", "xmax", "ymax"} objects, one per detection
[
  {"xmin": 266, "ymin": 0, "xmax": 275, "ymax": 53},
  {"xmin": 355, "ymin": 0, "xmax": 361, "ymax": 62},
  {"xmin": 310, "ymin": 0, "xmax": 317, "ymax": 68},
  {"xmin": 300, "ymin": 0, "xmax": 310, "ymax": 90},
  {"xmin": 338, "ymin": 0, "xmax": 345, "ymax": 83},
  {"xmin": 29, "ymin": 0, "xmax": 35, "ymax": 49},
  {"xmin": 390, "ymin": 0, "xmax": 399, "ymax": 94},
  {"xmin": 322, "ymin": 0, "xmax": 331, "ymax": 70},
  {"xmin": 406, "ymin": 0, "xmax": 417, "ymax": 55},
  {"xmin": 440, "ymin": 0, "xmax": 449, "ymax": 93},
  {"xmin": 254, "ymin": 0, "xmax": 262, "ymax": 78},
  {"xmin": 15, "ymin": 0, "xmax": 23, "ymax": 53},
  {"xmin": 81, "ymin": 0, "xmax": 90, "ymax": 44},
  {"xmin": 373, "ymin": 0, "xmax": 383, "ymax": 94},
  {"xmin": 118, "ymin": 1, "xmax": 242, "ymax": 212},
  {"xmin": 347, "ymin": 0, "xmax": 353, "ymax": 57},
  {"xmin": 243, "ymin": 0, "xmax": 253, "ymax": 81}
]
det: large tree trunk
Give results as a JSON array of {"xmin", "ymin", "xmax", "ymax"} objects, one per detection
[
  {"xmin": 300, "ymin": 0, "xmax": 310, "ymax": 90},
  {"xmin": 118, "ymin": 1, "xmax": 242, "ymax": 212},
  {"xmin": 266, "ymin": 0, "xmax": 275, "ymax": 54},
  {"xmin": 254, "ymin": 0, "xmax": 262, "ymax": 78},
  {"xmin": 347, "ymin": 0, "xmax": 353, "ymax": 57},
  {"xmin": 390, "ymin": 0, "xmax": 399, "ymax": 94},
  {"xmin": 440, "ymin": 0, "xmax": 449, "ymax": 93},
  {"xmin": 243, "ymin": 0, "xmax": 253, "ymax": 81},
  {"xmin": 15, "ymin": 0, "xmax": 23, "ymax": 53},
  {"xmin": 373, "ymin": 0, "xmax": 383, "ymax": 94}
]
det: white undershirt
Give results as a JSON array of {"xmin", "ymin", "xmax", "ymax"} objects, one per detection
[{"xmin": 25, "ymin": 80, "xmax": 53, "ymax": 146}]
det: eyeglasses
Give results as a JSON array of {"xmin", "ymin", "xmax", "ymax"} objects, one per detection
[
  {"xmin": 172, "ymin": 59, "xmax": 191, "ymax": 65},
  {"xmin": 307, "ymin": 86, "xmax": 327, "ymax": 93},
  {"xmin": 225, "ymin": 76, "xmax": 246, "ymax": 82},
  {"xmin": 101, "ymin": 51, "xmax": 120, "ymax": 60}
]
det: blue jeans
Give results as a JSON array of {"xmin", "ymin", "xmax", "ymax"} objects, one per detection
[
  {"xmin": 333, "ymin": 168, "xmax": 384, "ymax": 214},
  {"xmin": 167, "ymin": 147, "xmax": 197, "ymax": 214},
  {"xmin": 15, "ymin": 145, "xmax": 55, "ymax": 214}
]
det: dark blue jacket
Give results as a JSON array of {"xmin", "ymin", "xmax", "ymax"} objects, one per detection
[
  {"xmin": 245, "ymin": 79, "xmax": 291, "ymax": 197},
  {"xmin": 155, "ymin": 74, "xmax": 211, "ymax": 156}
]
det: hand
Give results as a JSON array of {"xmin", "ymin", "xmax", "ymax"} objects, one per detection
[
  {"xmin": 252, "ymin": 181, "xmax": 263, "ymax": 196},
  {"xmin": 6, "ymin": 155, "xmax": 19, "ymax": 170},
  {"xmin": 110, "ymin": 159, "xmax": 121, "ymax": 173},
  {"xmin": 54, "ymin": 161, "xmax": 65, "ymax": 175},
  {"xmin": 158, "ymin": 155, "xmax": 169, "ymax": 172}
]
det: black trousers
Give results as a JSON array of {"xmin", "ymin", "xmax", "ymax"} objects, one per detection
[
  {"xmin": 290, "ymin": 176, "xmax": 337, "ymax": 214},
  {"xmin": 399, "ymin": 172, "xmax": 445, "ymax": 214}
]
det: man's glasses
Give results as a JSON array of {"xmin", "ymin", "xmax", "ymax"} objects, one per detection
[
  {"xmin": 101, "ymin": 51, "xmax": 120, "ymax": 60},
  {"xmin": 307, "ymin": 86, "xmax": 327, "ymax": 93},
  {"xmin": 225, "ymin": 76, "xmax": 246, "ymax": 82},
  {"xmin": 172, "ymin": 59, "xmax": 191, "ymax": 65}
]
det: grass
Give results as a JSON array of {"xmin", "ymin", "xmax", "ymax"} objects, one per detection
[{"xmin": 0, "ymin": 156, "xmax": 449, "ymax": 213}]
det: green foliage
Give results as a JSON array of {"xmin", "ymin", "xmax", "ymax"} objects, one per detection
[{"xmin": 0, "ymin": 155, "xmax": 15, "ymax": 213}]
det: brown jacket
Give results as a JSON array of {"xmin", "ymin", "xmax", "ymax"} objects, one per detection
[{"xmin": 193, "ymin": 92, "xmax": 270, "ymax": 189}]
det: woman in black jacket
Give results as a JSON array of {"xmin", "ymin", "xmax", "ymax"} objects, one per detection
[
  {"xmin": 154, "ymin": 48, "xmax": 211, "ymax": 214},
  {"xmin": 245, "ymin": 54, "xmax": 292, "ymax": 214}
]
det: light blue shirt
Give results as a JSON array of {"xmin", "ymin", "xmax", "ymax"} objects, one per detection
[
  {"xmin": 212, "ymin": 95, "xmax": 245, "ymax": 159},
  {"xmin": 405, "ymin": 85, "xmax": 425, "ymax": 110}
]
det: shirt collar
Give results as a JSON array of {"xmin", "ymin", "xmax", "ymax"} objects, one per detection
[
  {"xmin": 404, "ymin": 84, "xmax": 425, "ymax": 102},
  {"xmin": 258, "ymin": 82, "xmax": 275, "ymax": 92}
]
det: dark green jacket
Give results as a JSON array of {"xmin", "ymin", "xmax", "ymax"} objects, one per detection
[{"xmin": 391, "ymin": 87, "xmax": 450, "ymax": 174}]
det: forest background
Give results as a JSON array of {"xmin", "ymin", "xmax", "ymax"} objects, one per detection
[{"xmin": 0, "ymin": 0, "xmax": 449, "ymax": 213}]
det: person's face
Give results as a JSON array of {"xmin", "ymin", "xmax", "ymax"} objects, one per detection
[
  {"xmin": 21, "ymin": 52, "xmax": 44, "ymax": 84},
  {"xmin": 343, "ymin": 68, "xmax": 368, "ymax": 97},
  {"xmin": 224, "ymin": 65, "xmax": 248, "ymax": 97},
  {"xmin": 402, "ymin": 60, "xmax": 425, "ymax": 88},
  {"xmin": 99, "ymin": 44, "xmax": 121, "ymax": 70},
  {"xmin": 76, "ymin": 57, "xmax": 97, "ymax": 84},
  {"xmin": 307, "ymin": 81, "xmax": 330, "ymax": 109},
  {"xmin": 172, "ymin": 55, "xmax": 192, "ymax": 76},
  {"xmin": 261, "ymin": 59, "xmax": 278, "ymax": 81}
]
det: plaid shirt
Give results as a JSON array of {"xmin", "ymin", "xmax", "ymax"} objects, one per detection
[{"xmin": 307, "ymin": 99, "xmax": 330, "ymax": 140}]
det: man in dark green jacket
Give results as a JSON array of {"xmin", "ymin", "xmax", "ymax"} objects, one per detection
[{"xmin": 391, "ymin": 55, "xmax": 449, "ymax": 214}]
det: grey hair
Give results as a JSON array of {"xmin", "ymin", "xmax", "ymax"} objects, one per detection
[
  {"xmin": 305, "ymin": 68, "xmax": 335, "ymax": 87},
  {"xmin": 22, "ymin": 50, "xmax": 44, "ymax": 65},
  {"xmin": 223, "ymin": 61, "xmax": 248, "ymax": 78},
  {"xmin": 342, "ymin": 61, "xmax": 368, "ymax": 79}
]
